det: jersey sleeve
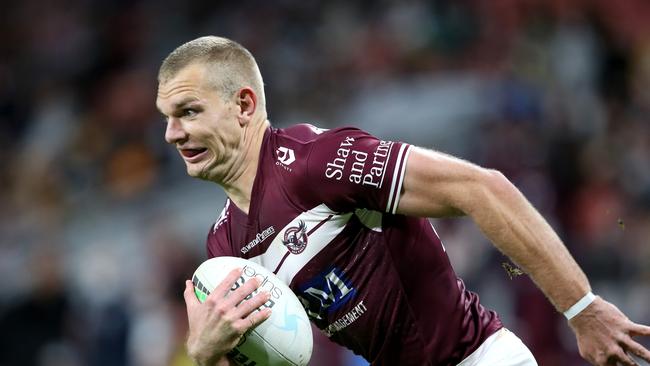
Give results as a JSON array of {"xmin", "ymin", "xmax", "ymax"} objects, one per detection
[{"xmin": 305, "ymin": 127, "xmax": 412, "ymax": 213}]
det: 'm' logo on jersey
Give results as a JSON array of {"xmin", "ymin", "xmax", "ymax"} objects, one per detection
[
  {"xmin": 276, "ymin": 146, "xmax": 295, "ymax": 165},
  {"xmin": 297, "ymin": 267, "xmax": 355, "ymax": 322},
  {"xmin": 282, "ymin": 220, "xmax": 308, "ymax": 254}
]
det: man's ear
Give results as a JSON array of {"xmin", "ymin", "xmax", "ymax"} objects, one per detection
[{"xmin": 236, "ymin": 87, "xmax": 257, "ymax": 126}]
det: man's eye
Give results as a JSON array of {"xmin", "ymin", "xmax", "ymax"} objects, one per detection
[{"xmin": 183, "ymin": 108, "xmax": 197, "ymax": 117}]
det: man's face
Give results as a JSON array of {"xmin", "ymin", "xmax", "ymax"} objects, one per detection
[{"xmin": 156, "ymin": 63, "xmax": 241, "ymax": 182}]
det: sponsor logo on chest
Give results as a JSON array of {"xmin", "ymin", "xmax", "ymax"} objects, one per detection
[
  {"xmin": 241, "ymin": 226, "xmax": 276, "ymax": 254},
  {"xmin": 282, "ymin": 220, "xmax": 308, "ymax": 254},
  {"xmin": 297, "ymin": 267, "xmax": 367, "ymax": 336},
  {"xmin": 298, "ymin": 267, "xmax": 355, "ymax": 321}
]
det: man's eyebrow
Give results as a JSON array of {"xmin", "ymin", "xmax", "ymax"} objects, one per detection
[
  {"xmin": 172, "ymin": 97, "xmax": 201, "ymax": 110},
  {"xmin": 157, "ymin": 97, "xmax": 201, "ymax": 117}
]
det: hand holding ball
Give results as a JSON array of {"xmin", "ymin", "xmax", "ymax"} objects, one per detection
[{"xmin": 188, "ymin": 257, "xmax": 313, "ymax": 366}]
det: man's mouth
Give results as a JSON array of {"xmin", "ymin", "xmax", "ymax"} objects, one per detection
[{"xmin": 180, "ymin": 148, "xmax": 207, "ymax": 158}]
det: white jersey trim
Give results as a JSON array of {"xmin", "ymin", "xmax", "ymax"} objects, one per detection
[
  {"xmin": 386, "ymin": 144, "xmax": 412, "ymax": 214},
  {"xmin": 213, "ymin": 199, "xmax": 231, "ymax": 233},
  {"xmin": 457, "ymin": 328, "xmax": 537, "ymax": 366},
  {"xmin": 248, "ymin": 203, "xmax": 352, "ymax": 285}
]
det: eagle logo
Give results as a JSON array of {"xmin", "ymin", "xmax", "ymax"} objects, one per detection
[{"xmin": 282, "ymin": 220, "xmax": 308, "ymax": 254}]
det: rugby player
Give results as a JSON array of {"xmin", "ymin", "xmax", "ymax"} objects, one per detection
[{"xmin": 156, "ymin": 36, "xmax": 650, "ymax": 366}]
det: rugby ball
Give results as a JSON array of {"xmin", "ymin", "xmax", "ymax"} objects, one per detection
[{"xmin": 192, "ymin": 256, "xmax": 313, "ymax": 366}]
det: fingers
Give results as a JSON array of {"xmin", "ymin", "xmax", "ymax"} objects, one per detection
[
  {"xmin": 186, "ymin": 268, "xmax": 271, "ymax": 329},
  {"xmin": 630, "ymin": 323, "xmax": 650, "ymax": 337},
  {"xmin": 201, "ymin": 267, "xmax": 268, "ymax": 312},
  {"xmin": 608, "ymin": 351, "xmax": 639, "ymax": 366},
  {"xmin": 240, "ymin": 307, "xmax": 272, "ymax": 331},
  {"xmin": 222, "ymin": 275, "xmax": 262, "ymax": 309},
  {"xmin": 211, "ymin": 268, "xmax": 244, "ymax": 299},
  {"xmin": 224, "ymin": 289, "xmax": 271, "ymax": 335},
  {"xmin": 623, "ymin": 338, "xmax": 650, "ymax": 363},
  {"xmin": 234, "ymin": 291, "xmax": 271, "ymax": 319}
]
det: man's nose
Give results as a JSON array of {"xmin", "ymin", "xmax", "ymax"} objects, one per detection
[{"xmin": 165, "ymin": 118, "xmax": 188, "ymax": 144}]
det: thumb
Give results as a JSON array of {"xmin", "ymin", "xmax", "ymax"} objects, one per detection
[{"xmin": 183, "ymin": 279, "xmax": 201, "ymax": 307}]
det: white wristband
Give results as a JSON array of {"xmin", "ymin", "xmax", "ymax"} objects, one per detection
[{"xmin": 563, "ymin": 292, "xmax": 596, "ymax": 320}]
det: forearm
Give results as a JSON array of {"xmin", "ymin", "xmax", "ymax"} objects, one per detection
[{"xmin": 467, "ymin": 170, "xmax": 590, "ymax": 312}]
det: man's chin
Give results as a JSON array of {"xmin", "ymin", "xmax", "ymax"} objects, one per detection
[{"xmin": 186, "ymin": 165, "xmax": 215, "ymax": 181}]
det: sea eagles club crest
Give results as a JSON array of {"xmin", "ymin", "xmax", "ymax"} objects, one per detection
[{"xmin": 283, "ymin": 220, "xmax": 308, "ymax": 254}]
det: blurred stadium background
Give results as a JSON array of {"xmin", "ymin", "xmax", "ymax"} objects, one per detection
[{"xmin": 1, "ymin": 0, "xmax": 649, "ymax": 365}]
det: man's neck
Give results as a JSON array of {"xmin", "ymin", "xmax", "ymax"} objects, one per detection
[{"xmin": 220, "ymin": 118, "xmax": 270, "ymax": 215}]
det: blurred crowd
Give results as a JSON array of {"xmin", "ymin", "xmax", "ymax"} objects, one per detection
[{"xmin": 0, "ymin": 0, "xmax": 649, "ymax": 365}]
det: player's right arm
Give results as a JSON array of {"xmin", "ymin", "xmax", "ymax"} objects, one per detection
[{"xmin": 183, "ymin": 268, "xmax": 272, "ymax": 366}]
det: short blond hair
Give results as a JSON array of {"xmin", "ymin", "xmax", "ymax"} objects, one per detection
[{"xmin": 158, "ymin": 36, "xmax": 266, "ymax": 110}]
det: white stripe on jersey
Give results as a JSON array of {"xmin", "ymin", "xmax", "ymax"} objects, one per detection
[
  {"xmin": 213, "ymin": 199, "xmax": 231, "ymax": 233},
  {"xmin": 248, "ymin": 204, "xmax": 353, "ymax": 285},
  {"xmin": 385, "ymin": 144, "xmax": 407, "ymax": 213},
  {"xmin": 386, "ymin": 144, "xmax": 412, "ymax": 214},
  {"xmin": 429, "ymin": 220, "xmax": 446, "ymax": 252},
  {"xmin": 390, "ymin": 146, "xmax": 412, "ymax": 214}
]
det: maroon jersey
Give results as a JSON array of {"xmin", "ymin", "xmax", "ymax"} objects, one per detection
[{"xmin": 207, "ymin": 124, "xmax": 502, "ymax": 365}]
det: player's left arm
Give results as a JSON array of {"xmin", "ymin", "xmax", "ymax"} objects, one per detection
[{"xmin": 396, "ymin": 146, "xmax": 650, "ymax": 366}]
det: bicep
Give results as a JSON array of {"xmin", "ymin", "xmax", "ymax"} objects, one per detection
[{"xmin": 396, "ymin": 147, "xmax": 494, "ymax": 218}]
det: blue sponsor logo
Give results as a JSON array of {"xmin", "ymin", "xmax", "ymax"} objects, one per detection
[{"xmin": 297, "ymin": 267, "xmax": 355, "ymax": 321}]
